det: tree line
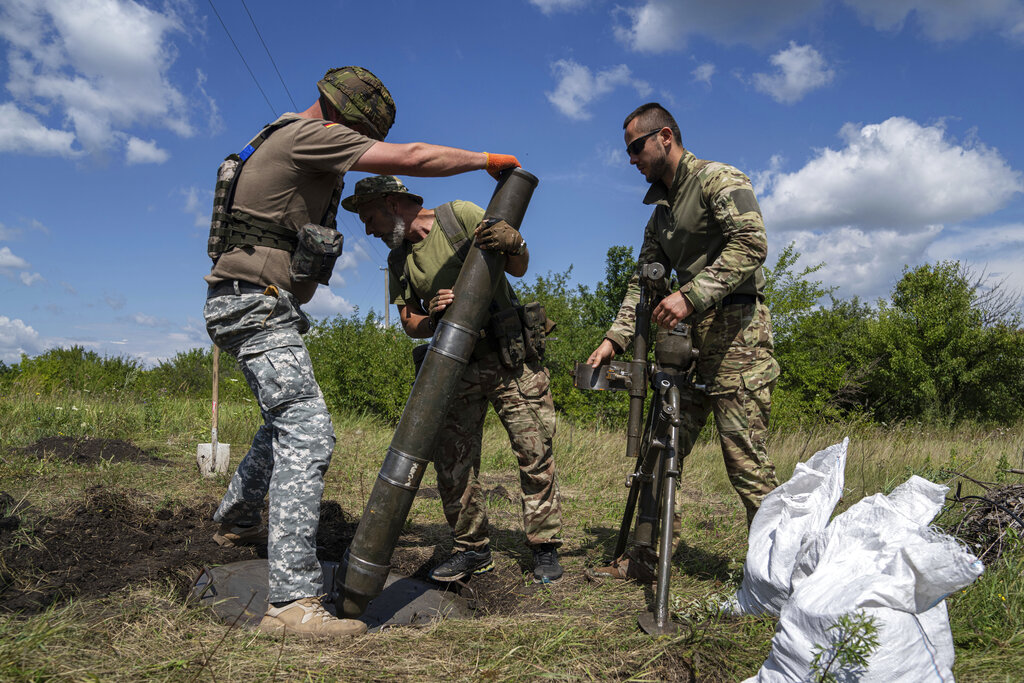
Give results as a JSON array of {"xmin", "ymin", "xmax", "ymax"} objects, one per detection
[{"xmin": 3, "ymin": 245, "xmax": 1022, "ymax": 429}]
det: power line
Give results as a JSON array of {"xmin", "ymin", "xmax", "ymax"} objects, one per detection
[
  {"xmin": 239, "ymin": 0, "xmax": 298, "ymax": 111},
  {"xmin": 206, "ymin": 0, "xmax": 276, "ymax": 118}
]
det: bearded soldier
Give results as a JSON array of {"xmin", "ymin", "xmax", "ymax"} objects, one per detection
[
  {"xmin": 344, "ymin": 175, "xmax": 564, "ymax": 584},
  {"xmin": 203, "ymin": 67, "xmax": 521, "ymax": 638}
]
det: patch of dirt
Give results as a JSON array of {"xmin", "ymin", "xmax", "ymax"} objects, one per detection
[
  {"xmin": 0, "ymin": 486, "xmax": 264, "ymax": 613},
  {"xmin": 19, "ymin": 436, "xmax": 164, "ymax": 466},
  {"xmin": 950, "ymin": 483, "xmax": 1024, "ymax": 562}
]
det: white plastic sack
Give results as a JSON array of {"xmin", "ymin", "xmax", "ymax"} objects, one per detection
[
  {"xmin": 730, "ymin": 438, "xmax": 849, "ymax": 616},
  {"xmin": 745, "ymin": 476, "xmax": 984, "ymax": 683}
]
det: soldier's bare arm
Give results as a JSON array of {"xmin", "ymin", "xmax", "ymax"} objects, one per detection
[
  {"xmin": 353, "ymin": 143, "xmax": 519, "ymax": 178},
  {"xmin": 397, "ymin": 300, "xmax": 434, "ymax": 338}
]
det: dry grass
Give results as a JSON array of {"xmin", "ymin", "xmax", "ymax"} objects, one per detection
[{"xmin": 1, "ymin": 392, "xmax": 1022, "ymax": 681}]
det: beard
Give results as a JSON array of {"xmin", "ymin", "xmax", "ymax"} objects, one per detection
[{"xmin": 386, "ymin": 214, "xmax": 406, "ymax": 250}]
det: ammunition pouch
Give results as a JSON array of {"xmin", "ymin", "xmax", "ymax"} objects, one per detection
[
  {"xmin": 289, "ymin": 223, "xmax": 344, "ymax": 285},
  {"xmin": 486, "ymin": 301, "xmax": 552, "ymax": 369},
  {"xmin": 518, "ymin": 301, "xmax": 551, "ymax": 362},
  {"xmin": 488, "ymin": 306, "xmax": 526, "ymax": 369}
]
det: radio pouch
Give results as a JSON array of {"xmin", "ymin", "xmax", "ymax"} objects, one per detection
[{"xmin": 289, "ymin": 223, "xmax": 344, "ymax": 285}]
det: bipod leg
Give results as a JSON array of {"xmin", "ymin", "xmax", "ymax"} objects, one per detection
[
  {"xmin": 613, "ymin": 394, "xmax": 660, "ymax": 559},
  {"xmin": 640, "ymin": 382, "xmax": 681, "ymax": 636}
]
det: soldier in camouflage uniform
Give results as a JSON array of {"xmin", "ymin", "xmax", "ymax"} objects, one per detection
[
  {"xmin": 343, "ymin": 175, "xmax": 564, "ymax": 583},
  {"xmin": 587, "ymin": 103, "xmax": 780, "ymax": 582},
  {"xmin": 203, "ymin": 67, "xmax": 522, "ymax": 638}
]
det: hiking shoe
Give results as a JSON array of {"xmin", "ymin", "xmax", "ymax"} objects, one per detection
[
  {"xmin": 429, "ymin": 548, "xmax": 494, "ymax": 582},
  {"xmin": 258, "ymin": 596, "xmax": 366, "ymax": 639},
  {"xmin": 213, "ymin": 522, "xmax": 267, "ymax": 547},
  {"xmin": 532, "ymin": 543, "xmax": 563, "ymax": 583},
  {"xmin": 584, "ymin": 548, "xmax": 656, "ymax": 584}
]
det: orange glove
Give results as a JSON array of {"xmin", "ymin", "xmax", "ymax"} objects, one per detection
[{"xmin": 485, "ymin": 152, "xmax": 521, "ymax": 179}]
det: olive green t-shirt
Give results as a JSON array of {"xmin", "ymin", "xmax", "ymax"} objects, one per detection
[
  {"xmin": 205, "ymin": 114, "xmax": 375, "ymax": 304},
  {"xmin": 389, "ymin": 200, "xmax": 516, "ymax": 313}
]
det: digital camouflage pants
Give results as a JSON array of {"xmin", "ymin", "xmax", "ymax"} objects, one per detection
[
  {"xmin": 204, "ymin": 283, "xmax": 334, "ymax": 603},
  {"xmin": 434, "ymin": 352, "xmax": 562, "ymax": 551},
  {"xmin": 670, "ymin": 300, "xmax": 781, "ymax": 526}
]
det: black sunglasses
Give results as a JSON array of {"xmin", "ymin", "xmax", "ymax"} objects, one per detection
[{"xmin": 626, "ymin": 129, "xmax": 661, "ymax": 156}]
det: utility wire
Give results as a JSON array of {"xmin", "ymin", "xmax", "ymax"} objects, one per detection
[
  {"xmin": 206, "ymin": 0, "xmax": 276, "ymax": 118},
  {"xmin": 240, "ymin": 0, "xmax": 298, "ymax": 111}
]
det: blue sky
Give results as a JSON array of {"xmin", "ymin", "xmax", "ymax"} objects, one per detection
[{"xmin": 1, "ymin": 0, "xmax": 1022, "ymax": 365}]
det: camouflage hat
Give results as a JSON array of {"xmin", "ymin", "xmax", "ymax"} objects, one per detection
[
  {"xmin": 341, "ymin": 175, "xmax": 424, "ymax": 213},
  {"xmin": 317, "ymin": 66, "xmax": 396, "ymax": 141}
]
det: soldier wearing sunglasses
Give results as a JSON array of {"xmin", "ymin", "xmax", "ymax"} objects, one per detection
[{"xmin": 586, "ymin": 102, "xmax": 780, "ymax": 582}]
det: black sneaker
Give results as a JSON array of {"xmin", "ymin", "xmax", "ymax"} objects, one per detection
[
  {"xmin": 429, "ymin": 548, "xmax": 494, "ymax": 582},
  {"xmin": 532, "ymin": 543, "xmax": 563, "ymax": 583}
]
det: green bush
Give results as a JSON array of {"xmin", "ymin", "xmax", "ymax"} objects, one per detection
[
  {"xmin": 305, "ymin": 311, "xmax": 418, "ymax": 424},
  {"xmin": 8, "ymin": 346, "xmax": 142, "ymax": 395}
]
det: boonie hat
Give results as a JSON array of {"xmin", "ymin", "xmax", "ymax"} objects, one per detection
[
  {"xmin": 341, "ymin": 175, "xmax": 424, "ymax": 212},
  {"xmin": 317, "ymin": 66, "xmax": 396, "ymax": 140}
]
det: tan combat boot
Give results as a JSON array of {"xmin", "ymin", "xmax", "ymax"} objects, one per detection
[
  {"xmin": 584, "ymin": 547, "xmax": 657, "ymax": 584},
  {"xmin": 212, "ymin": 522, "xmax": 267, "ymax": 547},
  {"xmin": 258, "ymin": 597, "xmax": 367, "ymax": 639}
]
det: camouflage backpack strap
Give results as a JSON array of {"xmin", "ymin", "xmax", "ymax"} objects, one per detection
[
  {"xmin": 433, "ymin": 202, "xmax": 472, "ymax": 263},
  {"xmin": 207, "ymin": 117, "xmax": 302, "ymax": 260}
]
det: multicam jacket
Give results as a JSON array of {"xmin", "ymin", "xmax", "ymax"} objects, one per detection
[{"xmin": 605, "ymin": 149, "xmax": 768, "ymax": 352}]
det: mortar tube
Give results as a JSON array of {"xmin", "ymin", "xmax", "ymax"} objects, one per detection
[{"xmin": 338, "ymin": 169, "xmax": 539, "ymax": 618}]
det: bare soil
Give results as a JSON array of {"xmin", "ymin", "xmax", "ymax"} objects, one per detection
[{"xmin": 0, "ymin": 442, "xmax": 560, "ymax": 620}]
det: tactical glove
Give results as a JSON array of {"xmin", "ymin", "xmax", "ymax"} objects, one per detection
[
  {"xmin": 474, "ymin": 218, "xmax": 525, "ymax": 255},
  {"xmin": 484, "ymin": 153, "xmax": 521, "ymax": 179}
]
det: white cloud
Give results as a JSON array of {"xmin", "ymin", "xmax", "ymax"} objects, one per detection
[
  {"xmin": 125, "ymin": 136, "xmax": 169, "ymax": 164},
  {"xmin": 925, "ymin": 223, "xmax": 1024, "ymax": 297},
  {"xmin": 752, "ymin": 42, "xmax": 834, "ymax": 104},
  {"xmin": 0, "ymin": 246, "xmax": 30, "ymax": 271},
  {"xmin": 529, "ymin": 0, "xmax": 588, "ymax": 14},
  {"xmin": 546, "ymin": 60, "xmax": 651, "ymax": 120},
  {"xmin": 760, "ymin": 117, "xmax": 1023, "ymax": 231},
  {"xmin": 613, "ymin": 0, "xmax": 821, "ymax": 52},
  {"xmin": 183, "ymin": 186, "xmax": 212, "ymax": 228},
  {"xmin": 130, "ymin": 312, "xmax": 169, "ymax": 327},
  {"xmin": 304, "ymin": 287, "xmax": 356, "ymax": 317},
  {"xmin": 0, "ymin": 223, "xmax": 17, "ymax": 240},
  {"xmin": 0, "ymin": 0, "xmax": 198, "ymax": 159},
  {"xmin": 0, "ymin": 316, "xmax": 44, "ymax": 364},
  {"xmin": 0, "ymin": 102, "xmax": 78, "ymax": 156},
  {"xmin": 20, "ymin": 272, "xmax": 44, "ymax": 286},
  {"xmin": 691, "ymin": 63, "xmax": 716, "ymax": 85},
  {"xmin": 843, "ymin": 0, "xmax": 1024, "ymax": 42},
  {"xmin": 773, "ymin": 225, "xmax": 943, "ymax": 300},
  {"xmin": 612, "ymin": 0, "xmax": 1024, "ymax": 52},
  {"xmin": 335, "ymin": 240, "xmax": 370, "ymax": 272}
]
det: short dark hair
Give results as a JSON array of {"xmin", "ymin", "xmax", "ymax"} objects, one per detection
[{"xmin": 623, "ymin": 103, "xmax": 681, "ymax": 145}]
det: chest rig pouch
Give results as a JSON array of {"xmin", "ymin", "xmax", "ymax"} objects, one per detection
[{"xmin": 207, "ymin": 118, "xmax": 344, "ymax": 285}]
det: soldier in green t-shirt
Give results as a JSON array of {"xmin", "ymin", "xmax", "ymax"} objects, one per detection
[{"xmin": 343, "ymin": 175, "xmax": 564, "ymax": 584}]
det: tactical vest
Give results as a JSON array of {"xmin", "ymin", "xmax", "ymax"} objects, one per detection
[{"xmin": 207, "ymin": 118, "xmax": 344, "ymax": 261}]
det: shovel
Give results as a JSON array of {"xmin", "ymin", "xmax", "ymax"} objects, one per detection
[{"xmin": 197, "ymin": 344, "xmax": 231, "ymax": 477}]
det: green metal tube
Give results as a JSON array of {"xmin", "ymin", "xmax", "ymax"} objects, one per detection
[{"xmin": 339, "ymin": 169, "xmax": 539, "ymax": 618}]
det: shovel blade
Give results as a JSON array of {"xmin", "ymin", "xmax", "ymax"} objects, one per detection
[{"xmin": 197, "ymin": 443, "xmax": 231, "ymax": 478}]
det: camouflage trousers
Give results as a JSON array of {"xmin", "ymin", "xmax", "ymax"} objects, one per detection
[
  {"xmin": 670, "ymin": 300, "xmax": 781, "ymax": 526},
  {"xmin": 204, "ymin": 283, "xmax": 335, "ymax": 603},
  {"xmin": 434, "ymin": 352, "xmax": 562, "ymax": 550}
]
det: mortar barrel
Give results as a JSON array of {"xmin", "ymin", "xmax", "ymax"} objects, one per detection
[{"xmin": 339, "ymin": 169, "xmax": 539, "ymax": 617}]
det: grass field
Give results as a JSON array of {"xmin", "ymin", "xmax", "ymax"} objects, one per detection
[{"xmin": 1, "ymin": 390, "xmax": 1022, "ymax": 681}]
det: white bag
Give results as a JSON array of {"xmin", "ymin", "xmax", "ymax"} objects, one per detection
[
  {"xmin": 745, "ymin": 476, "xmax": 984, "ymax": 683},
  {"xmin": 730, "ymin": 438, "xmax": 849, "ymax": 616}
]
